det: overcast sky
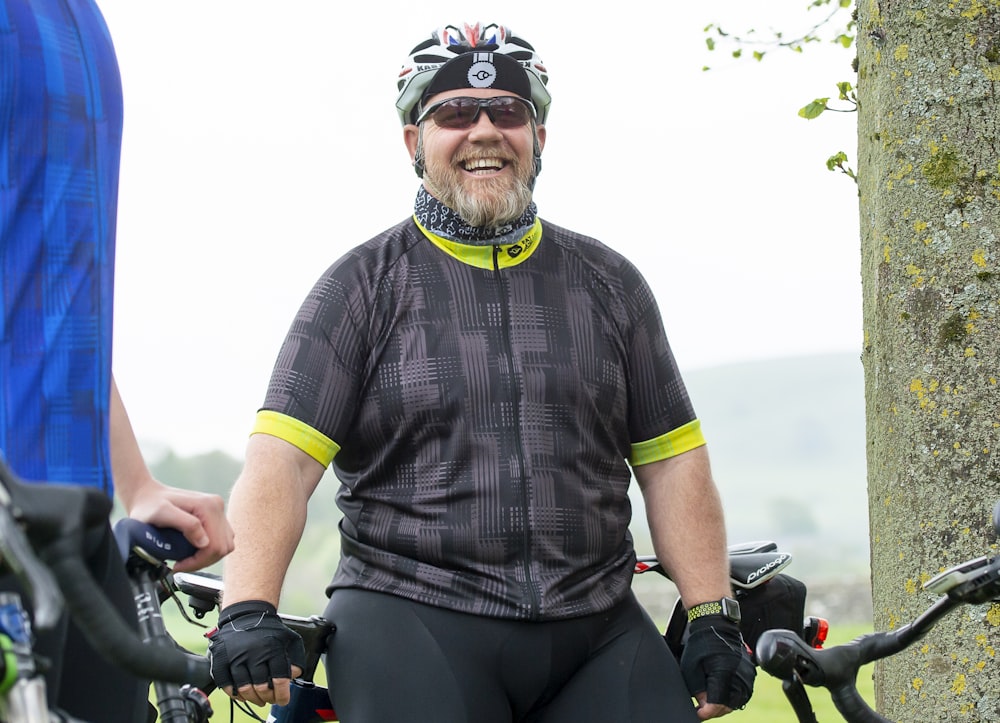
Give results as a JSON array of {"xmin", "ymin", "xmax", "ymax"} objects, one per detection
[{"xmin": 96, "ymin": 1, "xmax": 861, "ymax": 458}]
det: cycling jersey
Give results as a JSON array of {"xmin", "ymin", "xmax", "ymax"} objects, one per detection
[
  {"xmin": 256, "ymin": 192, "xmax": 705, "ymax": 620},
  {"xmin": 0, "ymin": 0, "xmax": 122, "ymax": 495},
  {"xmin": 0, "ymin": 4, "xmax": 153, "ymax": 719}
]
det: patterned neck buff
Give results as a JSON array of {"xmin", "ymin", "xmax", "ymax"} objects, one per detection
[{"xmin": 413, "ymin": 187, "xmax": 537, "ymax": 247}]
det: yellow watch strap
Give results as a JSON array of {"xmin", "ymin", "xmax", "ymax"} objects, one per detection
[{"xmin": 686, "ymin": 600, "xmax": 724, "ymax": 622}]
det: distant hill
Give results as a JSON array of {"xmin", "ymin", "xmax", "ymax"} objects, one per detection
[
  {"xmin": 151, "ymin": 352, "xmax": 873, "ymax": 619},
  {"xmin": 685, "ymin": 352, "xmax": 870, "ymax": 577},
  {"xmin": 630, "ymin": 352, "xmax": 872, "ymax": 622}
]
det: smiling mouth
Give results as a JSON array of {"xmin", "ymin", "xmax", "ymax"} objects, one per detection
[{"xmin": 463, "ymin": 157, "xmax": 506, "ymax": 174}]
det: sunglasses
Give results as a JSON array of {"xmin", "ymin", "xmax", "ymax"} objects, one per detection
[{"xmin": 416, "ymin": 96, "xmax": 536, "ymax": 130}]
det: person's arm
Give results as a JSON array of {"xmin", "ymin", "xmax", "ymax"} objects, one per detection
[
  {"xmin": 213, "ymin": 431, "xmax": 324, "ymax": 707},
  {"xmin": 634, "ymin": 444, "xmax": 750, "ymax": 720},
  {"xmin": 109, "ymin": 375, "xmax": 234, "ymax": 571},
  {"xmin": 221, "ymin": 432, "xmax": 324, "ymax": 607},
  {"xmin": 633, "ymin": 445, "xmax": 730, "ymax": 608}
]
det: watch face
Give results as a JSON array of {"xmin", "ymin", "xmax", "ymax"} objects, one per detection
[{"xmin": 722, "ymin": 597, "xmax": 741, "ymax": 624}]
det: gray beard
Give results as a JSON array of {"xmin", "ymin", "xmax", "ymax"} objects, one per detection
[{"xmin": 423, "ymin": 157, "xmax": 534, "ymax": 228}]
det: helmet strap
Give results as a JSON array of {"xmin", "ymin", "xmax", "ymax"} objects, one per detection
[
  {"xmin": 530, "ymin": 120, "xmax": 542, "ymax": 188},
  {"xmin": 413, "ymin": 126, "xmax": 426, "ymax": 178}
]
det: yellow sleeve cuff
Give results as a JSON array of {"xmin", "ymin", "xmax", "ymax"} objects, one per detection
[
  {"xmin": 629, "ymin": 419, "xmax": 706, "ymax": 466},
  {"xmin": 252, "ymin": 410, "xmax": 340, "ymax": 468}
]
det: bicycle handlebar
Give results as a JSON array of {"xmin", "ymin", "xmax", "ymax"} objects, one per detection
[
  {"xmin": 757, "ymin": 552, "xmax": 1000, "ymax": 723},
  {"xmin": 757, "ymin": 628, "xmax": 896, "ymax": 723},
  {"xmin": 0, "ymin": 460, "xmax": 211, "ymax": 685},
  {"xmin": 45, "ymin": 536, "xmax": 211, "ymax": 684}
]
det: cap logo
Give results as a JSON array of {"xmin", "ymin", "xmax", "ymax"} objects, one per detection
[{"xmin": 467, "ymin": 52, "xmax": 497, "ymax": 89}]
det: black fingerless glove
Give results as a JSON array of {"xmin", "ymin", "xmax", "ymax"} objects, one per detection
[
  {"xmin": 208, "ymin": 600, "xmax": 306, "ymax": 690},
  {"xmin": 679, "ymin": 614, "xmax": 756, "ymax": 710}
]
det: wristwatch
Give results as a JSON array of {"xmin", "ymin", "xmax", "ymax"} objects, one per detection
[{"xmin": 686, "ymin": 596, "xmax": 741, "ymax": 624}]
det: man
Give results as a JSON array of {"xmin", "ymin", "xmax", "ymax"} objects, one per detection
[
  {"xmin": 0, "ymin": 1, "xmax": 234, "ymax": 719},
  {"xmin": 211, "ymin": 22, "xmax": 753, "ymax": 721}
]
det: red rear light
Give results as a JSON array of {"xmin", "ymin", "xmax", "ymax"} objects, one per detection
[
  {"xmin": 813, "ymin": 618, "xmax": 830, "ymax": 648},
  {"xmin": 803, "ymin": 616, "xmax": 830, "ymax": 649}
]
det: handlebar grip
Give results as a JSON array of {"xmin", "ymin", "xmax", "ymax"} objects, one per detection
[
  {"xmin": 113, "ymin": 518, "xmax": 198, "ymax": 563},
  {"xmin": 45, "ymin": 540, "xmax": 210, "ymax": 685},
  {"xmin": 758, "ymin": 629, "xmax": 898, "ymax": 723}
]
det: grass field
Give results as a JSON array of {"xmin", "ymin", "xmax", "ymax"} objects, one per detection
[{"xmin": 159, "ymin": 608, "xmax": 875, "ymax": 722}]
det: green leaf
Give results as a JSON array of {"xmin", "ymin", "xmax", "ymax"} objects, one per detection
[
  {"xmin": 837, "ymin": 81, "xmax": 854, "ymax": 100},
  {"xmin": 753, "ymin": 50, "xmax": 765, "ymax": 62},
  {"xmin": 799, "ymin": 98, "xmax": 830, "ymax": 119},
  {"xmin": 826, "ymin": 151, "xmax": 849, "ymax": 171},
  {"xmin": 835, "ymin": 34, "xmax": 854, "ymax": 48},
  {"xmin": 732, "ymin": 48, "xmax": 743, "ymax": 59},
  {"xmin": 706, "ymin": 37, "xmax": 716, "ymax": 51},
  {"xmin": 826, "ymin": 151, "xmax": 857, "ymax": 181}
]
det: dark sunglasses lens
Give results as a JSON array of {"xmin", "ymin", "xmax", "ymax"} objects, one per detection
[
  {"xmin": 430, "ymin": 99, "xmax": 481, "ymax": 129},
  {"xmin": 487, "ymin": 98, "xmax": 533, "ymax": 128},
  {"xmin": 428, "ymin": 98, "xmax": 533, "ymax": 129}
]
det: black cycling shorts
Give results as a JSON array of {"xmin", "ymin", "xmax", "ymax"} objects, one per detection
[{"xmin": 322, "ymin": 588, "xmax": 698, "ymax": 723}]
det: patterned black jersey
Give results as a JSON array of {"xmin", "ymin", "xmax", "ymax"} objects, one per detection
[{"xmin": 256, "ymin": 215, "xmax": 704, "ymax": 620}]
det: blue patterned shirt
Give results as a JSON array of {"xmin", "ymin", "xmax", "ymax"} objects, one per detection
[{"xmin": 0, "ymin": 0, "xmax": 122, "ymax": 495}]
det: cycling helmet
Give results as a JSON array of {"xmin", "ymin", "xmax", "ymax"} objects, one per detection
[{"xmin": 396, "ymin": 22, "xmax": 551, "ymax": 126}]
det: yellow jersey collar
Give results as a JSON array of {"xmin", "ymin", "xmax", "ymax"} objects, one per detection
[{"xmin": 414, "ymin": 217, "xmax": 543, "ymax": 270}]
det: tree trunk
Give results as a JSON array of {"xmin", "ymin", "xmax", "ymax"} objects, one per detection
[{"xmin": 856, "ymin": 0, "xmax": 1000, "ymax": 719}]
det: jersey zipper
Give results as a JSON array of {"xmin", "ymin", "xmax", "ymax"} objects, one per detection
[{"xmin": 492, "ymin": 244, "xmax": 539, "ymax": 619}]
